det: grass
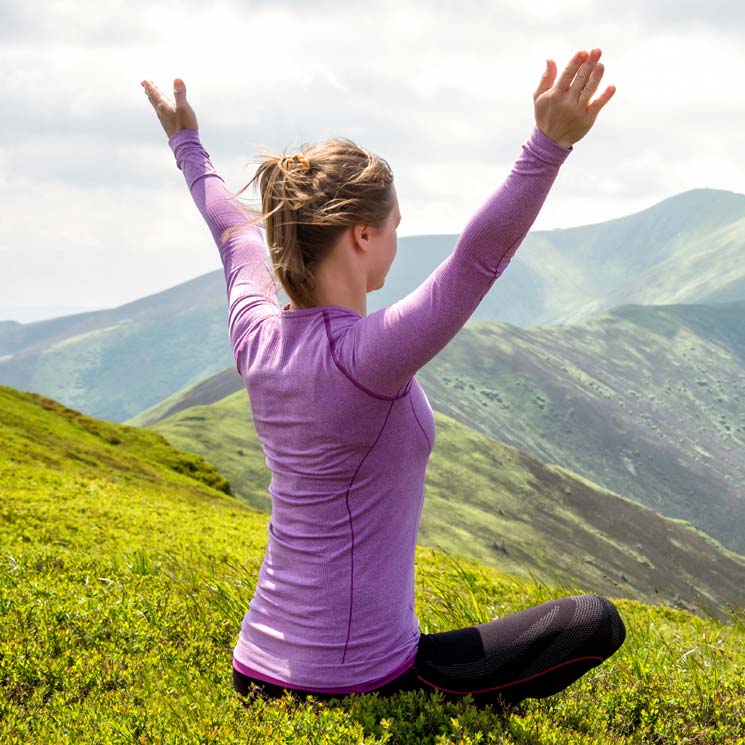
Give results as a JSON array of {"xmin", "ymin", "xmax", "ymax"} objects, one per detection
[{"xmin": 1, "ymin": 385, "xmax": 744, "ymax": 743}]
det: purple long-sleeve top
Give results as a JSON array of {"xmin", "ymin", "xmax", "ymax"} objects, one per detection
[{"xmin": 168, "ymin": 125, "xmax": 571, "ymax": 693}]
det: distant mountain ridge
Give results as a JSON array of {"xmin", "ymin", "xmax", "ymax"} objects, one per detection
[
  {"xmin": 1, "ymin": 188, "xmax": 744, "ymax": 421},
  {"xmin": 0, "ymin": 272, "xmax": 235, "ymax": 422}
]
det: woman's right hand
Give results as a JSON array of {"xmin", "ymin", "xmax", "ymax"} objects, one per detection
[
  {"xmin": 141, "ymin": 78, "xmax": 198, "ymax": 139},
  {"xmin": 533, "ymin": 49, "xmax": 615, "ymax": 148}
]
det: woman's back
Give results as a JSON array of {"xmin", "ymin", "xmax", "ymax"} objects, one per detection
[{"xmin": 234, "ymin": 305, "xmax": 435, "ymax": 689}]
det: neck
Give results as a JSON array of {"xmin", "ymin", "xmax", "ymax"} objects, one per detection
[{"xmin": 307, "ymin": 245, "xmax": 368, "ymax": 316}]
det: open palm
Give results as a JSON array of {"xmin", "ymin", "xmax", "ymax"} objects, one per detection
[
  {"xmin": 533, "ymin": 49, "xmax": 615, "ymax": 148},
  {"xmin": 141, "ymin": 78, "xmax": 198, "ymax": 139}
]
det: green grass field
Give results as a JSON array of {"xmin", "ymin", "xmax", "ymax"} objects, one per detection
[{"xmin": 1, "ymin": 385, "xmax": 744, "ymax": 743}]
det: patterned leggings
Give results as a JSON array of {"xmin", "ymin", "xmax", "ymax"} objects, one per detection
[{"xmin": 232, "ymin": 593, "xmax": 626, "ymax": 709}]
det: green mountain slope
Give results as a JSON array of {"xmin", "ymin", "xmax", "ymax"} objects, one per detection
[
  {"xmin": 131, "ymin": 298, "xmax": 745, "ymax": 556},
  {"xmin": 128, "ymin": 367, "xmax": 244, "ymax": 429},
  {"xmin": 2, "ymin": 189, "xmax": 744, "ymax": 422},
  {"xmin": 2, "ymin": 384, "xmax": 744, "ymax": 743},
  {"xmin": 128, "ymin": 382, "xmax": 745, "ymax": 621},
  {"xmin": 518, "ymin": 188, "xmax": 745, "ymax": 324},
  {"xmin": 0, "ymin": 272, "xmax": 237, "ymax": 423},
  {"xmin": 136, "ymin": 388, "xmax": 273, "ymax": 513},
  {"xmin": 415, "ymin": 300, "xmax": 745, "ymax": 555}
]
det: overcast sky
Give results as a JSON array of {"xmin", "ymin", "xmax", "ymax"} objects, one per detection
[{"xmin": 2, "ymin": 0, "xmax": 744, "ymax": 322}]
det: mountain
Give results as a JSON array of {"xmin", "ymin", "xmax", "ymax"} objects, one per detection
[
  {"xmin": 517, "ymin": 188, "xmax": 745, "ymax": 324},
  {"xmin": 3, "ymin": 385, "xmax": 743, "ymax": 742},
  {"xmin": 0, "ymin": 272, "xmax": 235, "ymax": 422},
  {"xmin": 415, "ymin": 301, "xmax": 745, "ymax": 556},
  {"xmin": 123, "ymin": 381, "xmax": 745, "ymax": 620},
  {"xmin": 131, "ymin": 298, "xmax": 745, "ymax": 556},
  {"xmin": 2, "ymin": 188, "xmax": 744, "ymax": 421}
]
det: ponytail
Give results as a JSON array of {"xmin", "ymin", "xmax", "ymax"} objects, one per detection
[{"xmin": 225, "ymin": 138, "xmax": 394, "ymax": 310}]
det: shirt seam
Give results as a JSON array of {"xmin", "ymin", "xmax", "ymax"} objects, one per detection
[
  {"xmin": 340, "ymin": 396, "xmax": 398, "ymax": 664},
  {"xmin": 323, "ymin": 310, "xmax": 410, "ymax": 401},
  {"xmin": 408, "ymin": 393, "xmax": 432, "ymax": 452}
]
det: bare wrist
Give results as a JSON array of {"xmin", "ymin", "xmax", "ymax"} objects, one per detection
[{"xmin": 536, "ymin": 124, "xmax": 573, "ymax": 149}]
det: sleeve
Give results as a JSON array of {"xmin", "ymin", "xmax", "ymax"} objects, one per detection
[
  {"xmin": 334, "ymin": 126, "xmax": 573, "ymax": 398},
  {"xmin": 168, "ymin": 128, "xmax": 279, "ymax": 375}
]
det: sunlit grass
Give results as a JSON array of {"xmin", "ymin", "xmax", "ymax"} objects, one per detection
[{"xmin": 1, "ymin": 385, "xmax": 744, "ymax": 743}]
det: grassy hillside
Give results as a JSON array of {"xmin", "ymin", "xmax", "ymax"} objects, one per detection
[
  {"xmin": 136, "ymin": 387, "xmax": 273, "ymax": 513},
  {"xmin": 128, "ymin": 367, "xmax": 245, "ymax": 429},
  {"xmin": 127, "ymin": 381, "xmax": 745, "ymax": 621},
  {"xmin": 1, "ymin": 385, "xmax": 744, "ymax": 743},
  {"xmin": 415, "ymin": 300, "xmax": 745, "ymax": 556},
  {"xmin": 3, "ymin": 189, "xmax": 745, "ymax": 423}
]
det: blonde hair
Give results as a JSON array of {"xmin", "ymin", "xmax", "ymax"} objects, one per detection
[{"xmin": 226, "ymin": 138, "xmax": 395, "ymax": 310}]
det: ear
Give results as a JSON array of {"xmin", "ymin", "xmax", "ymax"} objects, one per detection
[{"xmin": 352, "ymin": 223, "xmax": 372, "ymax": 252}]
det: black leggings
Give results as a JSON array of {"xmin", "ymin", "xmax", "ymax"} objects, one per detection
[{"xmin": 232, "ymin": 593, "xmax": 626, "ymax": 709}]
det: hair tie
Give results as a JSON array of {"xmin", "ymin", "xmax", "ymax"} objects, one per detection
[{"xmin": 293, "ymin": 154, "xmax": 311, "ymax": 170}]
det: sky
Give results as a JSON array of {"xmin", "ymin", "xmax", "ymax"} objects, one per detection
[{"xmin": 2, "ymin": 0, "xmax": 744, "ymax": 322}]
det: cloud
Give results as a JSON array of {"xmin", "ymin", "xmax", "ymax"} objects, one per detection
[
  {"xmin": 0, "ymin": 0, "xmax": 154, "ymax": 44},
  {"xmin": 1, "ymin": 0, "xmax": 744, "ymax": 316},
  {"xmin": 630, "ymin": 0, "xmax": 745, "ymax": 30}
]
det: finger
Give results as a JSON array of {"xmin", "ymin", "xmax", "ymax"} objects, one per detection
[
  {"xmin": 534, "ymin": 59, "xmax": 557, "ymax": 100},
  {"xmin": 153, "ymin": 89, "xmax": 175, "ymax": 113},
  {"xmin": 588, "ymin": 85, "xmax": 616, "ymax": 116},
  {"xmin": 141, "ymin": 80, "xmax": 167, "ymax": 107},
  {"xmin": 173, "ymin": 78, "xmax": 187, "ymax": 106},
  {"xmin": 579, "ymin": 62, "xmax": 604, "ymax": 105},
  {"xmin": 141, "ymin": 79, "xmax": 162, "ymax": 97},
  {"xmin": 570, "ymin": 48, "xmax": 602, "ymax": 95},
  {"xmin": 556, "ymin": 50, "xmax": 589, "ymax": 90}
]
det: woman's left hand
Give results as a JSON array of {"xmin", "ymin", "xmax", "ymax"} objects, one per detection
[{"xmin": 141, "ymin": 78, "xmax": 198, "ymax": 139}]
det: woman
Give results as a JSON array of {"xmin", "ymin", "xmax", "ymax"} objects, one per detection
[{"xmin": 141, "ymin": 48, "xmax": 625, "ymax": 711}]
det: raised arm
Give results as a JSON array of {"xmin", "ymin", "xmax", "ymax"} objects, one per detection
[
  {"xmin": 141, "ymin": 79, "xmax": 278, "ymax": 374},
  {"xmin": 335, "ymin": 49, "xmax": 615, "ymax": 398}
]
